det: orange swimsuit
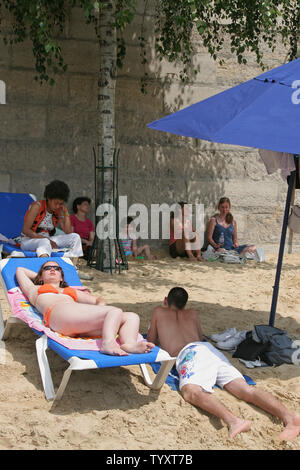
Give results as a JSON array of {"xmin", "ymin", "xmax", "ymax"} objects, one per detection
[{"xmin": 35, "ymin": 284, "xmax": 78, "ymax": 328}]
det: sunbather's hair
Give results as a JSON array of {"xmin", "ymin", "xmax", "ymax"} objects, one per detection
[
  {"xmin": 167, "ymin": 287, "xmax": 188, "ymax": 310},
  {"xmin": 72, "ymin": 196, "xmax": 91, "ymax": 213},
  {"xmin": 218, "ymin": 197, "xmax": 233, "ymax": 225},
  {"xmin": 44, "ymin": 180, "xmax": 70, "ymax": 202},
  {"xmin": 33, "ymin": 262, "xmax": 69, "ymax": 288}
]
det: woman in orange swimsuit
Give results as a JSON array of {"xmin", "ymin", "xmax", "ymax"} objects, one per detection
[{"xmin": 16, "ymin": 261, "xmax": 155, "ymax": 356}]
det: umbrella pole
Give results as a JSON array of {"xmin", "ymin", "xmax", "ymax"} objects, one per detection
[{"xmin": 269, "ymin": 168, "xmax": 296, "ymax": 326}]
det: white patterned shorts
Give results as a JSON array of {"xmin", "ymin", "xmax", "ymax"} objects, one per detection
[{"xmin": 176, "ymin": 341, "xmax": 244, "ymax": 393}]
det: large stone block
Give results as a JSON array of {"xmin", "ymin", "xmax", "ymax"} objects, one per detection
[
  {"xmin": 0, "ymin": 69, "xmax": 68, "ymax": 106},
  {"xmin": 10, "ymin": 39, "xmax": 37, "ymax": 70},
  {"xmin": 0, "ymin": 42, "xmax": 10, "ymax": 69},
  {"xmin": 118, "ymin": 143, "xmax": 154, "ymax": 175},
  {"xmin": 47, "ymin": 106, "xmax": 98, "ymax": 142},
  {"xmin": 116, "ymin": 78, "xmax": 164, "ymax": 114},
  {"xmin": 60, "ymin": 39, "xmax": 99, "ymax": 74},
  {"xmin": 163, "ymin": 83, "xmax": 226, "ymax": 113},
  {"xmin": 0, "ymin": 172, "xmax": 11, "ymax": 191},
  {"xmin": 69, "ymin": 7, "xmax": 98, "ymax": 41},
  {"xmin": 0, "ymin": 105, "xmax": 46, "ymax": 139},
  {"xmin": 69, "ymin": 75, "xmax": 98, "ymax": 108}
]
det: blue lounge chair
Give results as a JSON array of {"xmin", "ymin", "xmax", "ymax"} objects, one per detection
[
  {"xmin": 0, "ymin": 192, "xmax": 64, "ymax": 258},
  {"xmin": 0, "ymin": 257, "xmax": 176, "ymax": 402}
]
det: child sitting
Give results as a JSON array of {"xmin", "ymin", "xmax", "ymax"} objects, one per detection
[{"xmin": 120, "ymin": 217, "xmax": 157, "ymax": 260}]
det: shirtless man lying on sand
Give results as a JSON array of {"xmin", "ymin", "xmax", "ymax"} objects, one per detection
[{"xmin": 147, "ymin": 287, "xmax": 300, "ymax": 440}]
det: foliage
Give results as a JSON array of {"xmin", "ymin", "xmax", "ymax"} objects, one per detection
[
  {"xmin": 0, "ymin": 0, "xmax": 299, "ymax": 86},
  {"xmin": 155, "ymin": 0, "xmax": 300, "ymax": 82}
]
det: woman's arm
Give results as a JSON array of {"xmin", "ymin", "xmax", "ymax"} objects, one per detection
[
  {"xmin": 87, "ymin": 230, "xmax": 95, "ymax": 246},
  {"xmin": 58, "ymin": 205, "xmax": 72, "ymax": 234},
  {"xmin": 233, "ymin": 220, "xmax": 239, "ymax": 247},
  {"xmin": 83, "ymin": 230, "xmax": 95, "ymax": 247},
  {"xmin": 16, "ymin": 267, "xmax": 37, "ymax": 300},
  {"xmin": 206, "ymin": 218, "xmax": 220, "ymax": 249},
  {"xmin": 76, "ymin": 290, "xmax": 106, "ymax": 305}
]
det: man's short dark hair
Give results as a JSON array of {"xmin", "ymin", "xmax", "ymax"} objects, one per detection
[
  {"xmin": 167, "ymin": 287, "xmax": 188, "ymax": 310},
  {"xmin": 72, "ymin": 197, "xmax": 91, "ymax": 213}
]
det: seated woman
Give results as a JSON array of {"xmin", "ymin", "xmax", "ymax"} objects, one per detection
[
  {"xmin": 16, "ymin": 261, "xmax": 155, "ymax": 356},
  {"xmin": 206, "ymin": 197, "xmax": 256, "ymax": 256},
  {"xmin": 70, "ymin": 197, "xmax": 95, "ymax": 260},
  {"xmin": 21, "ymin": 180, "xmax": 83, "ymax": 259},
  {"xmin": 169, "ymin": 202, "xmax": 203, "ymax": 261}
]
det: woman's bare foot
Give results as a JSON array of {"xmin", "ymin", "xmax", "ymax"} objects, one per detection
[
  {"xmin": 279, "ymin": 415, "xmax": 300, "ymax": 441},
  {"xmin": 121, "ymin": 341, "xmax": 155, "ymax": 354},
  {"xmin": 100, "ymin": 340, "xmax": 128, "ymax": 356},
  {"xmin": 197, "ymin": 256, "xmax": 203, "ymax": 262},
  {"xmin": 228, "ymin": 419, "xmax": 251, "ymax": 439}
]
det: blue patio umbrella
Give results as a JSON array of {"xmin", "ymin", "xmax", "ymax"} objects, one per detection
[{"xmin": 148, "ymin": 58, "xmax": 300, "ymax": 326}]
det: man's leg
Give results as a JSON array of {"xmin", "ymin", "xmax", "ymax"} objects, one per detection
[
  {"xmin": 181, "ymin": 383, "xmax": 251, "ymax": 439},
  {"xmin": 225, "ymin": 378, "xmax": 300, "ymax": 440}
]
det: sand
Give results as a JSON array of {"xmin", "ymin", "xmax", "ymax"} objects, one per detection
[{"xmin": 0, "ymin": 251, "xmax": 299, "ymax": 450}]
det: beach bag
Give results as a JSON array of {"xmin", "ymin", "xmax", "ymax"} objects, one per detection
[
  {"xmin": 288, "ymin": 205, "xmax": 300, "ymax": 233},
  {"xmin": 254, "ymin": 325, "xmax": 300, "ymax": 366},
  {"xmin": 218, "ymin": 250, "xmax": 247, "ymax": 264},
  {"xmin": 232, "ymin": 332, "xmax": 270, "ymax": 361}
]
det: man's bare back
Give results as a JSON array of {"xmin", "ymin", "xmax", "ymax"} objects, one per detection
[{"xmin": 147, "ymin": 302, "xmax": 203, "ymax": 357}]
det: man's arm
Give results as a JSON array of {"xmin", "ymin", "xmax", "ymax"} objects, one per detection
[{"xmin": 147, "ymin": 308, "xmax": 159, "ymax": 345}]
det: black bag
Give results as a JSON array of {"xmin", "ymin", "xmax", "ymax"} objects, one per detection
[{"xmin": 232, "ymin": 333, "xmax": 270, "ymax": 362}]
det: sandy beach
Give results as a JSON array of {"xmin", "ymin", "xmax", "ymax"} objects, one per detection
[{"xmin": 0, "ymin": 251, "xmax": 299, "ymax": 450}]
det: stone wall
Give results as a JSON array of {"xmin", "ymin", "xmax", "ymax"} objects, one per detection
[{"xmin": 0, "ymin": 4, "xmax": 299, "ymax": 253}]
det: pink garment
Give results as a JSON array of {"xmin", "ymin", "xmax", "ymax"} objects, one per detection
[
  {"xmin": 70, "ymin": 215, "xmax": 95, "ymax": 240},
  {"xmin": 259, "ymin": 150, "xmax": 295, "ymax": 180}
]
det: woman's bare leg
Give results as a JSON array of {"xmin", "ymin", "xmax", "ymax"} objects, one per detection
[
  {"xmin": 118, "ymin": 312, "xmax": 155, "ymax": 354},
  {"xmin": 184, "ymin": 233, "xmax": 202, "ymax": 261},
  {"xmin": 174, "ymin": 239, "xmax": 191, "ymax": 258},
  {"xmin": 240, "ymin": 244, "xmax": 256, "ymax": 256},
  {"xmin": 50, "ymin": 303, "xmax": 128, "ymax": 355}
]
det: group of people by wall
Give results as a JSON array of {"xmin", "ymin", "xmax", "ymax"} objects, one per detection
[
  {"xmin": 169, "ymin": 197, "xmax": 257, "ymax": 262},
  {"xmin": 21, "ymin": 180, "xmax": 257, "ymax": 265}
]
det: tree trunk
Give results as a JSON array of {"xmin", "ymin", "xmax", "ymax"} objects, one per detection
[{"xmin": 97, "ymin": 0, "xmax": 117, "ymax": 272}]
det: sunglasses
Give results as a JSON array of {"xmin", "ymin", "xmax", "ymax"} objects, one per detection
[{"xmin": 42, "ymin": 265, "xmax": 62, "ymax": 271}]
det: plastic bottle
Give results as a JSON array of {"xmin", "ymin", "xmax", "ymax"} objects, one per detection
[{"xmin": 219, "ymin": 232, "xmax": 224, "ymax": 247}]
